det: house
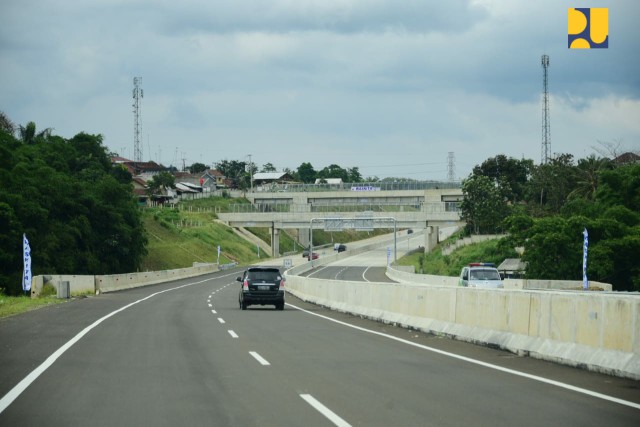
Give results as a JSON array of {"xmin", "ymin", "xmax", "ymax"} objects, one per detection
[
  {"xmin": 203, "ymin": 169, "xmax": 228, "ymax": 189},
  {"xmin": 314, "ymin": 178, "xmax": 343, "ymax": 185},
  {"xmin": 614, "ymin": 152, "xmax": 640, "ymax": 165},
  {"xmin": 110, "ymin": 156, "xmax": 168, "ymax": 178},
  {"xmin": 253, "ymin": 172, "xmax": 295, "ymax": 186}
]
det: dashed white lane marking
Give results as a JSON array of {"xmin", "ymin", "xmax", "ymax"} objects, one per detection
[
  {"xmin": 228, "ymin": 330, "xmax": 238, "ymax": 338},
  {"xmin": 287, "ymin": 303, "xmax": 640, "ymax": 411},
  {"xmin": 208, "ymin": 303, "xmax": 212, "ymax": 307},
  {"xmin": 211, "ymin": 310, "xmax": 217, "ymax": 314},
  {"xmin": 249, "ymin": 351, "xmax": 270, "ymax": 366},
  {"xmin": 300, "ymin": 394, "xmax": 351, "ymax": 427},
  {"xmin": 217, "ymin": 318, "xmax": 225, "ymax": 324}
]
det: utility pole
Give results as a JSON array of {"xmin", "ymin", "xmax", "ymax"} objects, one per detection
[{"xmin": 247, "ymin": 154, "xmax": 253, "ymax": 192}]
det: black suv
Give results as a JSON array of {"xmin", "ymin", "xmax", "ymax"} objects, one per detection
[{"xmin": 237, "ymin": 267, "xmax": 285, "ymax": 310}]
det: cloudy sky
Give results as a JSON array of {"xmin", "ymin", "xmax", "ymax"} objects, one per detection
[{"xmin": 2, "ymin": 0, "xmax": 639, "ymax": 180}]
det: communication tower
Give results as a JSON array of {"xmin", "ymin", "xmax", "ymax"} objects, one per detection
[
  {"xmin": 541, "ymin": 55, "xmax": 550, "ymax": 164},
  {"xmin": 447, "ymin": 152, "xmax": 456, "ymax": 181},
  {"xmin": 133, "ymin": 77, "xmax": 144, "ymax": 162}
]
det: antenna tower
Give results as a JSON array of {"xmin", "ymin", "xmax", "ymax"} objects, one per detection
[
  {"xmin": 447, "ymin": 152, "xmax": 456, "ymax": 181},
  {"xmin": 541, "ymin": 55, "xmax": 550, "ymax": 164},
  {"xmin": 133, "ymin": 77, "xmax": 144, "ymax": 162}
]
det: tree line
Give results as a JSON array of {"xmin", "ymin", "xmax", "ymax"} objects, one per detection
[
  {"xmin": 211, "ymin": 160, "xmax": 368, "ymax": 189},
  {"xmin": 459, "ymin": 153, "xmax": 640, "ymax": 291},
  {"xmin": 0, "ymin": 115, "xmax": 147, "ymax": 295}
]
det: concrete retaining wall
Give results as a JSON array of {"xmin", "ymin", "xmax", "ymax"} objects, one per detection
[{"xmin": 283, "ymin": 273, "xmax": 640, "ymax": 379}]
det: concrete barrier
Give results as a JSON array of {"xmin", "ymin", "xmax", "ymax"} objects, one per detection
[
  {"xmin": 283, "ymin": 272, "xmax": 640, "ymax": 380},
  {"xmin": 96, "ymin": 265, "xmax": 216, "ymax": 293},
  {"xmin": 386, "ymin": 266, "xmax": 459, "ymax": 287},
  {"xmin": 31, "ymin": 264, "xmax": 218, "ymax": 297},
  {"xmin": 30, "ymin": 275, "xmax": 96, "ymax": 297}
]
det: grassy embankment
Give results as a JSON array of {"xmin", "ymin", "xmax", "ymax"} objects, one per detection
[{"xmin": 395, "ymin": 233, "xmax": 517, "ymax": 276}]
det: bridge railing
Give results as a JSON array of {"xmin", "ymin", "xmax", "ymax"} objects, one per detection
[
  {"xmin": 253, "ymin": 180, "xmax": 461, "ymax": 193},
  {"xmin": 226, "ymin": 202, "xmax": 460, "ymax": 214}
]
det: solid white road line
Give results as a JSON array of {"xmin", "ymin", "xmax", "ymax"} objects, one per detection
[
  {"xmin": 0, "ymin": 274, "xmax": 236, "ymax": 414},
  {"xmin": 249, "ymin": 351, "xmax": 270, "ymax": 366},
  {"xmin": 228, "ymin": 330, "xmax": 238, "ymax": 338},
  {"xmin": 300, "ymin": 394, "xmax": 352, "ymax": 427},
  {"xmin": 287, "ymin": 303, "xmax": 640, "ymax": 411},
  {"xmin": 361, "ymin": 266, "xmax": 371, "ymax": 282}
]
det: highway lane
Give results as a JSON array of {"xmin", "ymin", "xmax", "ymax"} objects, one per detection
[{"xmin": 1, "ymin": 271, "xmax": 639, "ymax": 426}]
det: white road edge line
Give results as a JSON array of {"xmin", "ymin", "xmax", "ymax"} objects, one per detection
[
  {"xmin": 249, "ymin": 351, "xmax": 270, "ymax": 366},
  {"xmin": 300, "ymin": 394, "xmax": 352, "ymax": 427},
  {"xmin": 307, "ymin": 265, "xmax": 328, "ymax": 278},
  {"xmin": 0, "ymin": 272, "xmax": 240, "ymax": 415},
  {"xmin": 361, "ymin": 267, "xmax": 371, "ymax": 282},
  {"xmin": 228, "ymin": 330, "xmax": 238, "ymax": 338},
  {"xmin": 286, "ymin": 303, "xmax": 640, "ymax": 411}
]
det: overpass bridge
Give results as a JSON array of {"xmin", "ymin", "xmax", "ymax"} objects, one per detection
[{"xmin": 217, "ymin": 186, "xmax": 465, "ymax": 256}]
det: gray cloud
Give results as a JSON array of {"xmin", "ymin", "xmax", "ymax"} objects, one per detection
[{"xmin": 1, "ymin": 0, "xmax": 638, "ymax": 179}]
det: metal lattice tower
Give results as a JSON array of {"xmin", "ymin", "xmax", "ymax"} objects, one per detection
[
  {"xmin": 132, "ymin": 77, "xmax": 144, "ymax": 162},
  {"xmin": 541, "ymin": 55, "xmax": 550, "ymax": 164},
  {"xmin": 447, "ymin": 152, "xmax": 456, "ymax": 181}
]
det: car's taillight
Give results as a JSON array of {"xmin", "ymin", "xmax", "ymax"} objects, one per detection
[
  {"xmin": 243, "ymin": 280, "xmax": 249, "ymax": 290},
  {"xmin": 278, "ymin": 279, "xmax": 284, "ymax": 290}
]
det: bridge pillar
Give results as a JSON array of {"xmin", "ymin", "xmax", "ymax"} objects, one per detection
[
  {"xmin": 271, "ymin": 226, "xmax": 280, "ymax": 257},
  {"xmin": 424, "ymin": 225, "xmax": 439, "ymax": 253},
  {"xmin": 298, "ymin": 228, "xmax": 310, "ymax": 248}
]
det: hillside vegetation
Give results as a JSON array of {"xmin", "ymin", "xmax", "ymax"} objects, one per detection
[
  {"xmin": 396, "ymin": 234, "xmax": 517, "ymax": 277},
  {"xmin": 143, "ymin": 196, "xmax": 394, "ymax": 270}
]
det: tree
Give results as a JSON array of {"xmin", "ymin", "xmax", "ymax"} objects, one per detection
[
  {"xmin": 317, "ymin": 164, "xmax": 349, "ymax": 182},
  {"xmin": 0, "ymin": 111, "xmax": 15, "ymax": 135},
  {"xmin": 525, "ymin": 153, "xmax": 578, "ymax": 213},
  {"xmin": 18, "ymin": 121, "xmax": 53, "ymax": 145},
  {"xmin": 0, "ymin": 126, "xmax": 147, "ymax": 294},
  {"xmin": 215, "ymin": 159, "xmax": 248, "ymax": 189},
  {"xmin": 188, "ymin": 162, "xmax": 208, "ymax": 174},
  {"xmin": 347, "ymin": 167, "xmax": 362, "ymax": 183},
  {"xmin": 472, "ymin": 155, "xmax": 533, "ymax": 202},
  {"xmin": 261, "ymin": 162, "xmax": 277, "ymax": 172},
  {"xmin": 146, "ymin": 171, "xmax": 175, "ymax": 196},
  {"xmin": 460, "ymin": 175, "xmax": 509, "ymax": 234},
  {"xmin": 297, "ymin": 162, "xmax": 316, "ymax": 183},
  {"xmin": 567, "ymin": 155, "xmax": 612, "ymax": 201}
]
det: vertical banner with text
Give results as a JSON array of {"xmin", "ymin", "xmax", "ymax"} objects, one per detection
[
  {"xmin": 582, "ymin": 228, "xmax": 589, "ymax": 290},
  {"xmin": 23, "ymin": 234, "xmax": 32, "ymax": 292}
]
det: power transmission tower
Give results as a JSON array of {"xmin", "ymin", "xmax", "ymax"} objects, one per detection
[
  {"xmin": 541, "ymin": 55, "xmax": 550, "ymax": 164},
  {"xmin": 133, "ymin": 77, "xmax": 144, "ymax": 162},
  {"xmin": 447, "ymin": 152, "xmax": 456, "ymax": 181}
]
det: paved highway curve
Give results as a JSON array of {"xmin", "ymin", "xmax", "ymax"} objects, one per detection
[{"xmin": 0, "ymin": 268, "xmax": 638, "ymax": 426}]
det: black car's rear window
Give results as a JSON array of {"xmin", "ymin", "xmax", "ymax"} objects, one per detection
[{"xmin": 247, "ymin": 269, "xmax": 281, "ymax": 282}]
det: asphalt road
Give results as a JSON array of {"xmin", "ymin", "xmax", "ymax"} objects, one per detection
[{"xmin": 1, "ymin": 269, "xmax": 639, "ymax": 426}]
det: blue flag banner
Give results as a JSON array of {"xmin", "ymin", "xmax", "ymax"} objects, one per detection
[
  {"xmin": 582, "ymin": 228, "xmax": 589, "ymax": 290},
  {"xmin": 23, "ymin": 234, "xmax": 32, "ymax": 292}
]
